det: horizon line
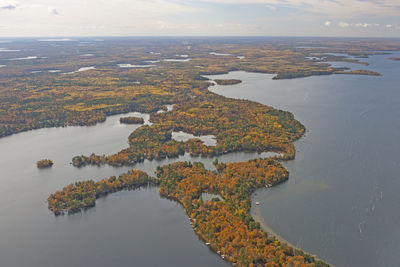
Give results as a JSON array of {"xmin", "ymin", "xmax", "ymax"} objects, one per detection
[{"xmin": 1, "ymin": 35, "xmax": 400, "ymax": 40}]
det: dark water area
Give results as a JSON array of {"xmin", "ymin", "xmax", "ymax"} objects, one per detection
[{"xmin": 207, "ymin": 51, "xmax": 400, "ymax": 267}]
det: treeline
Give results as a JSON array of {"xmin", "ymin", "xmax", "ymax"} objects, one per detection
[
  {"xmin": 72, "ymin": 92, "xmax": 304, "ymax": 167},
  {"xmin": 47, "ymin": 169, "xmax": 158, "ymax": 215}
]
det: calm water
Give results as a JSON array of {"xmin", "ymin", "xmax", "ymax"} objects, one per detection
[
  {"xmin": 0, "ymin": 109, "xmax": 280, "ymax": 267},
  {"xmin": 207, "ymin": 52, "xmax": 400, "ymax": 267}
]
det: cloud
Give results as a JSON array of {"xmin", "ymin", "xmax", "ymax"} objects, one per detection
[
  {"xmin": 337, "ymin": 21, "xmax": 380, "ymax": 28},
  {"xmin": 265, "ymin": 4, "xmax": 276, "ymax": 11},
  {"xmin": 355, "ymin": 23, "xmax": 379, "ymax": 27},
  {"xmin": 0, "ymin": 1, "xmax": 17, "ymax": 10},
  {"xmin": 0, "ymin": 0, "xmax": 399, "ymax": 37},
  {"xmin": 194, "ymin": 0, "xmax": 400, "ymax": 18},
  {"xmin": 48, "ymin": 7, "xmax": 58, "ymax": 15},
  {"xmin": 386, "ymin": 24, "xmax": 393, "ymax": 28},
  {"xmin": 1, "ymin": 4, "xmax": 15, "ymax": 9}
]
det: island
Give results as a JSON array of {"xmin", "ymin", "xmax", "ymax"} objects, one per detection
[
  {"xmin": 119, "ymin": 116, "xmax": 144, "ymax": 124},
  {"xmin": 214, "ymin": 79, "xmax": 242, "ymax": 85},
  {"xmin": 36, "ymin": 159, "xmax": 54, "ymax": 169},
  {"xmin": 388, "ymin": 57, "xmax": 400, "ymax": 61},
  {"xmin": 334, "ymin": 69, "xmax": 382, "ymax": 76},
  {"xmin": 48, "ymin": 169, "xmax": 156, "ymax": 215}
]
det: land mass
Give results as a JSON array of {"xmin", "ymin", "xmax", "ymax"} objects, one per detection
[
  {"xmin": 1, "ymin": 38, "xmax": 397, "ymax": 138},
  {"xmin": 214, "ymin": 79, "xmax": 242, "ymax": 85},
  {"xmin": 36, "ymin": 159, "xmax": 53, "ymax": 168},
  {"xmin": 119, "ymin": 116, "xmax": 144, "ymax": 124},
  {"xmin": 6, "ymin": 37, "xmax": 400, "ymax": 267},
  {"xmin": 48, "ymin": 72, "xmax": 326, "ymax": 266}
]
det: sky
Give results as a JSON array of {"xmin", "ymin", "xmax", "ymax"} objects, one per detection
[{"xmin": 0, "ymin": 0, "xmax": 399, "ymax": 37}]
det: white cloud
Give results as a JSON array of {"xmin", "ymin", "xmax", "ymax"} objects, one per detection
[
  {"xmin": 386, "ymin": 24, "xmax": 393, "ymax": 28},
  {"xmin": 337, "ymin": 22, "xmax": 380, "ymax": 28},
  {"xmin": 195, "ymin": 0, "xmax": 400, "ymax": 18},
  {"xmin": 355, "ymin": 23, "xmax": 379, "ymax": 28},
  {"xmin": 0, "ymin": 0, "xmax": 398, "ymax": 37},
  {"xmin": 0, "ymin": 1, "xmax": 17, "ymax": 10},
  {"xmin": 338, "ymin": 22, "xmax": 350, "ymax": 28},
  {"xmin": 48, "ymin": 7, "xmax": 58, "ymax": 15},
  {"xmin": 265, "ymin": 4, "xmax": 276, "ymax": 11}
]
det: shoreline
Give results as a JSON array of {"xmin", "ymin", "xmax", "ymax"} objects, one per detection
[{"xmin": 251, "ymin": 191, "xmax": 334, "ymax": 266}]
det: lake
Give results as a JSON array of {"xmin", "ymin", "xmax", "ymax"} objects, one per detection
[
  {"xmin": 1, "ymin": 48, "xmax": 399, "ymax": 267},
  {"xmin": 207, "ymin": 51, "xmax": 400, "ymax": 267},
  {"xmin": 0, "ymin": 108, "xmax": 279, "ymax": 267}
]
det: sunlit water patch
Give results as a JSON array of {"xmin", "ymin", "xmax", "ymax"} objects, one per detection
[
  {"xmin": 0, "ymin": 48, "xmax": 20, "ymax": 52},
  {"xmin": 62, "ymin": 66, "xmax": 95, "ymax": 74},
  {"xmin": 209, "ymin": 52, "xmax": 231, "ymax": 56},
  {"xmin": 156, "ymin": 104, "xmax": 175, "ymax": 114},
  {"xmin": 38, "ymin": 38, "xmax": 75, "ymax": 42},
  {"xmin": 117, "ymin": 64, "xmax": 156, "ymax": 68},
  {"xmin": 163, "ymin": 58, "xmax": 191, "ymax": 62},
  {"xmin": 9, "ymin": 56, "xmax": 37, "ymax": 60}
]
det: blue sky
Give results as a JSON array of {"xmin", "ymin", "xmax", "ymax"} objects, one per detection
[{"xmin": 0, "ymin": 0, "xmax": 399, "ymax": 37}]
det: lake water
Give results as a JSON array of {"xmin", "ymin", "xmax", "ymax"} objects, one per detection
[
  {"xmin": 171, "ymin": 131, "xmax": 217, "ymax": 146},
  {"xmin": 0, "ymin": 109, "xmax": 279, "ymax": 267},
  {"xmin": 207, "ymin": 51, "xmax": 400, "ymax": 267}
]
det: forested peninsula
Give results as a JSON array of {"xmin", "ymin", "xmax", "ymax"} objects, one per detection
[{"xmin": 48, "ymin": 80, "xmax": 328, "ymax": 266}]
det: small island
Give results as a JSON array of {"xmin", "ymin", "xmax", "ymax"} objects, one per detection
[
  {"xmin": 37, "ymin": 159, "xmax": 54, "ymax": 169},
  {"xmin": 334, "ymin": 69, "xmax": 382, "ymax": 76},
  {"xmin": 119, "ymin": 116, "xmax": 144, "ymax": 124},
  {"xmin": 388, "ymin": 57, "xmax": 400, "ymax": 61},
  {"xmin": 47, "ymin": 169, "xmax": 156, "ymax": 215},
  {"xmin": 214, "ymin": 79, "xmax": 242, "ymax": 85}
]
